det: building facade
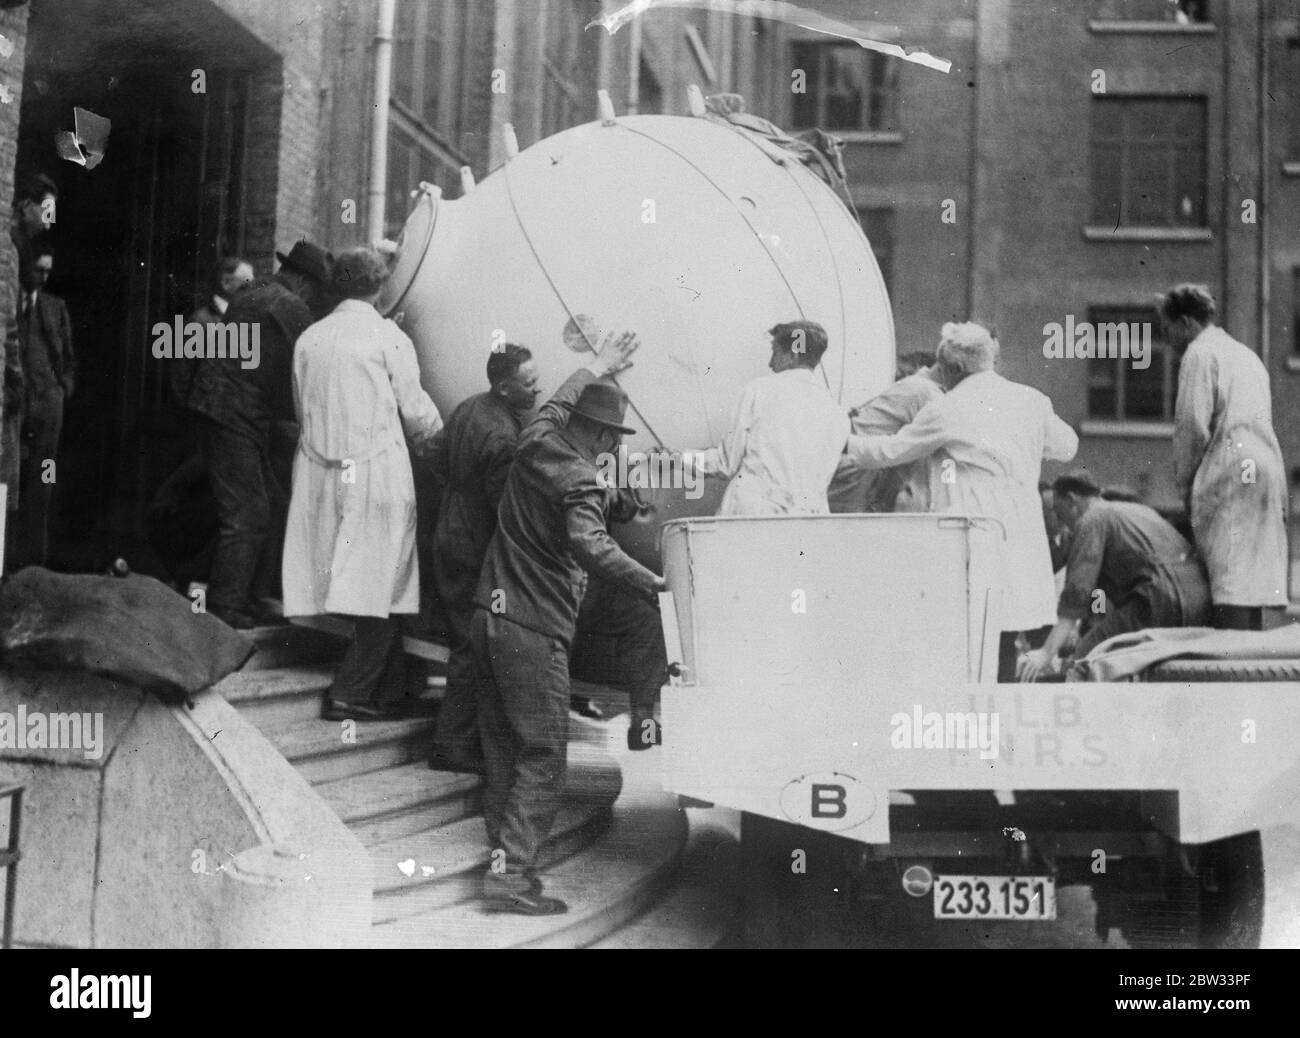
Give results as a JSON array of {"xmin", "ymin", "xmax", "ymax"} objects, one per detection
[
  {"xmin": 755, "ymin": 0, "xmax": 1297, "ymax": 584},
  {"xmin": 0, "ymin": 0, "xmax": 761, "ymax": 574},
  {"xmin": 1, "ymin": 0, "xmax": 1295, "ymax": 590}
]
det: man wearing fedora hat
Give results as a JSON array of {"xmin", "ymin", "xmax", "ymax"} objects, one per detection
[
  {"xmin": 187, "ymin": 240, "xmax": 333, "ymax": 628},
  {"xmin": 470, "ymin": 331, "xmax": 665, "ymax": 915}
]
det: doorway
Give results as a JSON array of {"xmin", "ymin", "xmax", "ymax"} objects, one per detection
[{"xmin": 16, "ymin": 0, "xmax": 273, "ymax": 574}]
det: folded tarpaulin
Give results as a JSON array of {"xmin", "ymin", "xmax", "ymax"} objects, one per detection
[
  {"xmin": 1073, "ymin": 623, "xmax": 1300, "ymax": 682},
  {"xmin": 0, "ymin": 567, "xmax": 253, "ymax": 699},
  {"xmin": 703, "ymin": 93, "xmax": 849, "ymax": 192}
]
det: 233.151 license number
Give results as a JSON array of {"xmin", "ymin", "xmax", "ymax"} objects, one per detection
[{"xmin": 934, "ymin": 875, "xmax": 1056, "ymax": 920}]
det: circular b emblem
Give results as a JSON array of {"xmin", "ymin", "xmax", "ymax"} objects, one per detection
[{"xmin": 778, "ymin": 772, "xmax": 876, "ymax": 832}]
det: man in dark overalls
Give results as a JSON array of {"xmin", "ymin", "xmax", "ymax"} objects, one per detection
[
  {"xmin": 469, "ymin": 332, "xmax": 664, "ymax": 915},
  {"xmin": 186, "ymin": 240, "xmax": 331, "ymax": 628}
]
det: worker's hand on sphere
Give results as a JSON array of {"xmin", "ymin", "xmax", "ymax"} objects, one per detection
[
  {"xmin": 590, "ymin": 330, "xmax": 639, "ymax": 376},
  {"xmin": 1017, "ymin": 648, "xmax": 1052, "ymax": 683},
  {"xmin": 652, "ymin": 575, "xmax": 668, "ymax": 593}
]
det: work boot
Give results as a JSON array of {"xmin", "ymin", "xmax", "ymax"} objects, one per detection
[
  {"xmin": 481, "ymin": 871, "xmax": 567, "ymax": 915},
  {"xmin": 569, "ymin": 694, "xmax": 604, "ymax": 720}
]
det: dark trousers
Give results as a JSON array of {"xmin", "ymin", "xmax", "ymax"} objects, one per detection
[
  {"xmin": 570, "ymin": 572, "xmax": 666, "ymax": 715},
  {"xmin": 8, "ymin": 390, "xmax": 63, "ymax": 569},
  {"xmin": 1212, "ymin": 605, "xmax": 1264, "ymax": 631},
  {"xmin": 1075, "ymin": 562, "xmax": 1212, "ymax": 660},
  {"xmin": 431, "ymin": 601, "xmax": 482, "ymax": 766},
  {"xmin": 471, "ymin": 608, "xmax": 569, "ymax": 886},
  {"xmin": 331, "ymin": 616, "xmax": 408, "ymax": 706},
  {"xmin": 198, "ymin": 417, "xmax": 281, "ymax": 614}
]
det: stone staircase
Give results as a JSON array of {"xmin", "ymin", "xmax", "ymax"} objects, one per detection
[{"xmin": 212, "ymin": 621, "xmax": 739, "ymax": 948}]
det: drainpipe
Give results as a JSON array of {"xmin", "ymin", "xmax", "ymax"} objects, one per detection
[
  {"xmin": 367, "ymin": 0, "xmax": 396, "ymax": 243},
  {"xmin": 1258, "ymin": 0, "xmax": 1271, "ymax": 366}
]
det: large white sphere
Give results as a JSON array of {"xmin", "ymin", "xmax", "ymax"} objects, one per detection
[{"xmin": 382, "ymin": 112, "xmax": 895, "ymax": 565}]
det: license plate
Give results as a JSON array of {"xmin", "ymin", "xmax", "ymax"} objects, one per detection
[{"xmin": 933, "ymin": 875, "xmax": 1056, "ymax": 920}]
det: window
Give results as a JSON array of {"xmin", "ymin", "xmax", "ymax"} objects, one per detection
[
  {"xmin": 856, "ymin": 206, "xmax": 895, "ymax": 297},
  {"xmin": 386, "ymin": 0, "xmax": 471, "ymax": 238},
  {"xmin": 541, "ymin": 0, "xmax": 600, "ymax": 136},
  {"xmin": 1086, "ymin": 306, "xmax": 1181, "ymax": 421},
  {"xmin": 790, "ymin": 41, "xmax": 899, "ymax": 133},
  {"xmin": 392, "ymin": 0, "xmax": 465, "ymax": 135},
  {"xmin": 386, "ymin": 126, "xmax": 457, "ymax": 240},
  {"xmin": 1090, "ymin": 0, "xmax": 1210, "ymax": 22},
  {"xmin": 1090, "ymin": 97, "xmax": 1207, "ymax": 228}
]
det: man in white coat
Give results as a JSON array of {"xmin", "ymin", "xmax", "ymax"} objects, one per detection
[
  {"xmin": 282, "ymin": 247, "xmax": 444, "ymax": 720},
  {"xmin": 687, "ymin": 320, "xmax": 850, "ymax": 515},
  {"xmin": 1164, "ymin": 284, "xmax": 1288, "ymax": 629},
  {"xmin": 842, "ymin": 322, "xmax": 1079, "ymax": 681}
]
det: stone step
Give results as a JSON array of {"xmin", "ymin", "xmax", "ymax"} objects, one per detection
[
  {"xmin": 215, "ymin": 666, "xmax": 336, "ymax": 730},
  {"xmin": 267, "ymin": 715, "xmax": 437, "ymax": 784},
  {"xmin": 588, "ymin": 818, "xmax": 741, "ymax": 949},
  {"xmin": 369, "ymin": 795, "xmax": 616, "ymax": 924},
  {"xmin": 366, "ymin": 786, "xmax": 688, "ymax": 949},
  {"xmin": 220, "ymin": 662, "xmax": 444, "ymax": 731},
  {"xmin": 289, "ymin": 613, "xmax": 451, "ymax": 665},
  {"xmin": 315, "ymin": 762, "xmax": 483, "ymax": 846},
  {"xmin": 244, "ymin": 622, "xmax": 346, "ymax": 671},
  {"xmin": 364, "ymin": 741, "xmax": 622, "ymax": 923}
]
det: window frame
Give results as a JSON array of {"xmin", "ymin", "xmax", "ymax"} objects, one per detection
[
  {"xmin": 1088, "ymin": 94, "xmax": 1209, "ymax": 233},
  {"xmin": 788, "ymin": 39, "xmax": 902, "ymax": 138},
  {"xmin": 1083, "ymin": 304, "xmax": 1180, "ymax": 425},
  {"xmin": 540, "ymin": 0, "xmax": 600, "ymax": 136},
  {"xmin": 1087, "ymin": 0, "xmax": 1215, "ymax": 32},
  {"xmin": 386, "ymin": 0, "xmax": 472, "ymax": 234},
  {"xmin": 391, "ymin": 0, "xmax": 465, "ymax": 136}
]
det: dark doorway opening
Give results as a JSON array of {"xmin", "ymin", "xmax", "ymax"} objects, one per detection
[{"xmin": 16, "ymin": 0, "xmax": 275, "ymax": 575}]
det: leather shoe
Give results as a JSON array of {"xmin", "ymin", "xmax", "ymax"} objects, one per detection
[
  {"xmin": 427, "ymin": 752, "xmax": 484, "ymax": 774},
  {"xmin": 321, "ymin": 699, "xmax": 405, "ymax": 722},
  {"xmin": 481, "ymin": 888, "xmax": 569, "ymax": 916},
  {"xmin": 569, "ymin": 694, "xmax": 604, "ymax": 720},
  {"xmin": 209, "ymin": 606, "xmax": 256, "ymax": 630}
]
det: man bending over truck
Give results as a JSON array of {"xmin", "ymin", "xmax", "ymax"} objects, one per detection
[{"xmin": 1016, "ymin": 470, "xmax": 1210, "ymax": 682}]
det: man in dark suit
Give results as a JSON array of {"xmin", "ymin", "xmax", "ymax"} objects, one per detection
[
  {"xmin": 427, "ymin": 343, "xmax": 610, "ymax": 772},
  {"xmin": 427, "ymin": 343, "xmax": 540, "ymax": 772},
  {"xmin": 4, "ymin": 173, "xmax": 59, "ymax": 570},
  {"xmin": 7, "ymin": 249, "xmax": 74, "ymax": 569},
  {"xmin": 186, "ymin": 240, "xmax": 331, "ymax": 628},
  {"xmin": 172, "ymin": 255, "xmax": 254, "ymax": 410},
  {"xmin": 470, "ymin": 332, "xmax": 665, "ymax": 915}
]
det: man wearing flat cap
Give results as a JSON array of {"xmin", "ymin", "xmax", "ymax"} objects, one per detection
[
  {"xmin": 470, "ymin": 331, "xmax": 665, "ymax": 915},
  {"xmin": 187, "ymin": 240, "xmax": 333, "ymax": 628}
]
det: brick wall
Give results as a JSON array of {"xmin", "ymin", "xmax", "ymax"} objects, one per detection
[
  {"xmin": 0, "ymin": 3, "xmax": 28, "ymax": 473},
  {"xmin": 210, "ymin": 0, "xmax": 329, "ymax": 267}
]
